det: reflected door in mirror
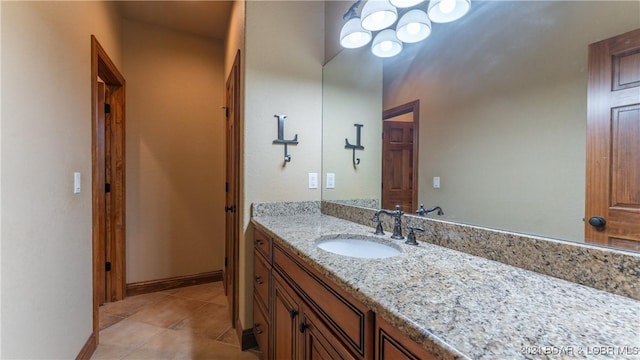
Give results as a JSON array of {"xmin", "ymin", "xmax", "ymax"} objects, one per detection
[
  {"xmin": 382, "ymin": 101, "xmax": 419, "ymax": 213},
  {"xmin": 585, "ymin": 28, "xmax": 640, "ymax": 251}
]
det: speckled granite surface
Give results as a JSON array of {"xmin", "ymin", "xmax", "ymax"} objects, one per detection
[
  {"xmin": 322, "ymin": 201, "xmax": 640, "ymax": 301},
  {"xmin": 251, "ymin": 201, "xmax": 320, "ymax": 217},
  {"xmin": 251, "ymin": 214, "xmax": 640, "ymax": 359}
]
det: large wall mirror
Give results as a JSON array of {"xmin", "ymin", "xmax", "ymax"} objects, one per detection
[{"xmin": 322, "ymin": 1, "xmax": 640, "ymax": 250}]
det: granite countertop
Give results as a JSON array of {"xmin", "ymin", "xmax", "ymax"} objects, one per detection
[{"xmin": 251, "ymin": 214, "xmax": 640, "ymax": 360}]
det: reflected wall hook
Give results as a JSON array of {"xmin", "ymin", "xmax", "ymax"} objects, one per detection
[
  {"xmin": 345, "ymin": 124, "xmax": 365, "ymax": 166},
  {"xmin": 272, "ymin": 114, "xmax": 298, "ymax": 164}
]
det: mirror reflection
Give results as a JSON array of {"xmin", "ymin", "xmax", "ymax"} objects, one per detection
[{"xmin": 322, "ymin": 1, "xmax": 640, "ymax": 249}]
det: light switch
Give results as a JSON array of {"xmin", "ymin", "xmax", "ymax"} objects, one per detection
[
  {"xmin": 326, "ymin": 173, "xmax": 336, "ymax": 189},
  {"xmin": 433, "ymin": 176, "xmax": 440, "ymax": 189},
  {"xmin": 308, "ymin": 173, "xmax": 318, "ymax": 189},
  {"xmin": 74, "ymin": 172, "xmax": 81, "ymax": 194}
]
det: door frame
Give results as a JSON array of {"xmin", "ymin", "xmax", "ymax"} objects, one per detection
[
  {"xmin": 91, "ymin": 35, "xmax": 126, "ymax": 340},
  {"xmin": 382, "ymin": 100, "xmax": 420, "ymax": 211},
  {"xmin": 225, "ymin": 50, "xmax": 241, "ymax": 330}
]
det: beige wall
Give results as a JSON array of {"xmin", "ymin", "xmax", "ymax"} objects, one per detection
[
  {"xmin": 384, "ymin": 1, "xmax": 640, "ymax": 241},
  {"xmin": 0, "ymin": 1, "xmax": 121, "ymax": 357},
  {"xmin": 123, "ymin": 20, "xmax": 225, "ymax": 283},
  {"xmin": 323, "ymin": 47, "xmax": 382, "ymax": 202},
  {"xmin": 324, "ymin": 0, "xmax": 350, "ymax": 64},
  {"xmin": 240, "ymin": 0, "xmax": 324, "ymax": 329}
]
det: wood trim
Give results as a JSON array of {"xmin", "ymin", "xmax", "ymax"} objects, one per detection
[
  {"xmin": 383, "ymin": 100, "xmax": 420, "ymax": 211},
  {"xmin": 75, "ymin": 332, "xmax": 97, "ymax": 360},
  {"xmin": 126, "ymin": 270, "xmax": 223, "ymax": 297},
  {"xmin": 236, "ymin": 318, "xmax": 258, "ymax": 351}
]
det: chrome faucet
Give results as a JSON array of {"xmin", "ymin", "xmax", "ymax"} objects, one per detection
[
  {"xmin": 372, "ymin": 205, "xmax": 405, "ymax": 240},
  {"xmin": 416, "ymin": 204, "xmax": 444, "ymax": 216}
]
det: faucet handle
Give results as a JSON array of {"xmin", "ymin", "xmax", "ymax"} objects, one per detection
[
  {"xmin": 416, "ymin": 204, "xmax": 426, "ymax": 216},
  {"xmin": 371, "ymin": 214, "xmax": 385, "ymax": 235},
  {"xmin": 405, "ymin": 225, "xmax": 425, "ymax": 245}
]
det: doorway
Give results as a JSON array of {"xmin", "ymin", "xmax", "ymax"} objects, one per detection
[
  {"xmin": 91, "ymin": 35, "xmax": 126, "ymax": 340},
  {"xmin": 224, "ymin": 50, "xmax": 241, "ymax": 329},
  {"xmin": 585, "ymin": 28, "xmax": 640, "ymax": 251},
  {"xmin": 382, "ymin": 100, "xmax": 419, "ymax": 213}
]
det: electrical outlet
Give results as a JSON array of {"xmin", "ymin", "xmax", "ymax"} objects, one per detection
[
  {"xmin": 308, "ymin": 173, "xmax": 318, "ymax": 189},
  {"xmin": 433, "ymin": 176, "xmax": 440, "ymax": 189}
]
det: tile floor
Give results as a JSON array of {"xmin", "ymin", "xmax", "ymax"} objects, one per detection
[{"xmin": 91, "ymin": 282, "xmax": 261, "ymax": 359}]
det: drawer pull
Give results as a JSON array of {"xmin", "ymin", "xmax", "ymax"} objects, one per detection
[
  {"xmin": 254, "ymin": 323, "xmax": 263, "ymax": 334},
  {"xmin": 290, "ymin": 310, "xmax": 299, "ymax": 319},
  {"xmin": 255, "ymin": 239, "xmax": 264, "ymax": 246},
  {"xmin": 255, "ymin": 276, "xmax": 263, "ymax": 285},
  {"xmin": 299, "ymin": 323, "xmax": 309, "ymax": 333}
]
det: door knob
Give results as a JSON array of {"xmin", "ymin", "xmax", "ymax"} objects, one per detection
[{"xmin": 588, "ymin": 216, "xmax": 606, "ymax": 228}]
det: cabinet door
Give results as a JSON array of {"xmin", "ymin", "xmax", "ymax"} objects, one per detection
[
  {"xmin": 375, "ymin": 316, "xmax": 438, "ymax": 360},
  {"xmin": 273, "ymin": 273, "xmax": 302, "ymax": 360},
  {"xmin": 301, "ymin": 307, "xmax": 357, "ymax": 360}
]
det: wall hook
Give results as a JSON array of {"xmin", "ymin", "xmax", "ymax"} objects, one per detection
[
  {"xmin": 272, "ymin": 114, "xmax": 298, "ymax": 164},
  {"xmin": 345, "ymin": 124, "xmax": 365, "ymax": 166}
]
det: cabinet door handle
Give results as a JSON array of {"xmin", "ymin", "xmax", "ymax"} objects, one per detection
[
  {"xmin": 254, "ymin": 323, "xmax": 263, "ymax": 334},
  {"xmin": 289, "ymin": 310, "xmax": 298, "ymax": 319},
  {"xmin": 255, "ymin": 239, "xmax": 264, "ymax": 246},
  {"xmin": 254, "ymin": 276, "xmax": 263, "ymax": 285},
  {"xmin": 299, "ymin": 322, "xmax": 309, "ymax": 333}
]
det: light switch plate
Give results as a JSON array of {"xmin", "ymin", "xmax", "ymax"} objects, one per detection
[
  {"xmin": 308, "ymin": 173, "xmax": 318, "ymax": 189},
  {"xmin": 74, "ymin": 172, "xmax": 81, "ymax": 194},
  {"xmin": 326, "ymin": 173, "xmax": 335, "ymax": 189},
  {"xmin": 433, "ymin": 176, "xmax": 440, "ymax": 189}
]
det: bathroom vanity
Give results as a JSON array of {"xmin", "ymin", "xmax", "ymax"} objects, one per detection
[{"xmin": 251, "ymin": 204, "xmax": 639, "ymax": 359}]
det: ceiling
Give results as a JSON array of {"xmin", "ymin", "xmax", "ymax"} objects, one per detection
[{"xmin": 116, "ymin": 1, "xmax": 233, "ymax": 41}]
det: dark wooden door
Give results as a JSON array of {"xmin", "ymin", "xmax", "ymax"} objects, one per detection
[
  {"xmin": 382, "ymin": 101, "xmax": 419, "ymax": 213},
  {"xmin": 96, "ymin": 81, "xmax": 107, "ymax": 306},
  {"xmin": 585, "ymin": 28, "xmax": 640, "ymax": 251},
  {"xmin": 224, "ymin": 51, "xmax": 241, "ymax": 325}
]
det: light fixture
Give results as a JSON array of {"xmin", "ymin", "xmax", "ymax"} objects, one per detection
[
  {"xmin": 371, "ymin": 29, "xmax": 402, "ymax": 58},
  {"xmin": 396, "ymin": 9, "xmax": 431, "ymax": 43},
  {"xmin": 361, "ymin": 0, "xmax": 398, "ymax": 31},
  {"xmin": 339, "ymin": 0, "xmax": 471, "ymax": 58},
  {"xmin": 389, "ymin": 0, "xmax": 425, "ymax": 8},
  {"xmin": 340, "ymin": 17, "xmax": 373, "ymax": 48},
  {"xmin": 427, "ymin": 0, "xmax": 471, "ymax": 23}
]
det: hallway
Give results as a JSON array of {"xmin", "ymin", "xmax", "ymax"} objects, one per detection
[{"xmin": 91, "ymin": 283, "xmax": 260, "ymax": 359}]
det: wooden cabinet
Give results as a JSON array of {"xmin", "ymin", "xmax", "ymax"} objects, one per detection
[
  {"xmin": 272, "ymin": 272, "xmax": 301, "ymax": 359},
  {"xmin": 252, "ymin": 227, "xmax": 435, "ymax": 360},
  {"xmin": 252, "ymin": 229, "xmax": 273, "ymax": 359},
  {"xmin": 302, "ymin": 306, "xmax": 358, "ymax": 360},
  {"xmin": 375, "ymin": 317, "xmax": 438, "ymax": 360}
]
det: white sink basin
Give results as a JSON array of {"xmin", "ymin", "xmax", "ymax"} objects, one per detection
[{"xmin": 316, "ymin": 236, "xmax": 400, "ymax": 259}]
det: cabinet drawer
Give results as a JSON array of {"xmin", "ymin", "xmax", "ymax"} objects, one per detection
[
  {"xmin": 253, "ymin": 249, "xmax": 271, "ymax": 309},
  {"xmin": 273, "ymin": 244, "xmax": 372, "ymax": 358},
  {"xmin": 253, "ymin": 295, "xmax": 270, "ymax": 359},
  {"xmin": 254, "ymin": 228, "xmax": 272, "ymax": 260}
]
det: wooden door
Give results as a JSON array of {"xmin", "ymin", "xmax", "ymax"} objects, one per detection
[
  {"xmin": 382, "ymin": 101, "xmax": 419, "ymax": 213},
  {"xmin": 96, "ymin": 81, "xmax": 107, "ymax": 306},
  {"xmin": 585, "ymin": 28, "xmax": 640, "ymax": 251},
  {"xmin": 224, "ymin": 51, "xmax": 241, "ymax": 325},
  {"xmin": 92, "ymin": 35, "xmax": 126, "ymax": 342}
]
